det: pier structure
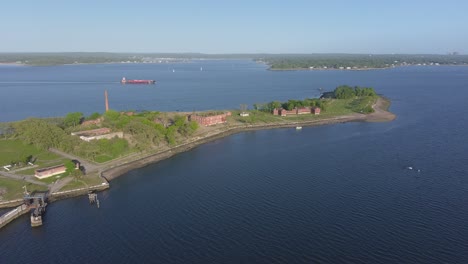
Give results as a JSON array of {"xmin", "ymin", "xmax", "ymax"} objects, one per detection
[
  {"xmin": 24, "ymin": 191, "xmax": 48, "ymax": 227},
  {"xmin": 88, "ymin": 192, "xmax": 100, "ymax": 208}
]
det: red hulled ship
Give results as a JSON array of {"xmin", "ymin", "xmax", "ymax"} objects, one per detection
[{"xmin": 121, "ymin": 77, "xmax": 156, "ymax": 84}]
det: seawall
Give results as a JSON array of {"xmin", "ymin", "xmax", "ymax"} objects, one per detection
[
  {"xmin": 101, "ymin": 114, "xmax": 367, "ymax": 181},
  {"xmin": 0, "ymin": 204, "xmax": 29, "ymax": 229},
  {"xmin": 0, "ymin": 199, "xmax": 24, "ymax": 209},
  {"xmin": 49, "ymin": 182, "xmax": 110, "ymax": 202}
]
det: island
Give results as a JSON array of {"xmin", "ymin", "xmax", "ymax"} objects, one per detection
[{"xmin": 0, "ymin": 85, "xmax": 395, "ymax": 227}]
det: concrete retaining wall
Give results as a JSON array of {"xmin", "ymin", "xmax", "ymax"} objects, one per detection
[
  {"xmin": 49, "ymin": 183, "xmax": 110, "ymax": 202},
  {"xmin": 0, "ymin": 204, "xmax": 29, "ymax": 229},
  {"xmin": 0, "ymin": 199, "xmax": 24, "ymax": 209}
]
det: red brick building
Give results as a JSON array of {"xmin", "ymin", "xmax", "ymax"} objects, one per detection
[
  {"xmin": 189, "ymin": 112, "xmax": 232, "ymax": 126},
  {"xmin": 35, "ymin": 165, "xmax": 66, "ymax": 179},
  {"xmin": 272, "ymin": 107, "xmax": 321, "ymax": 116}
]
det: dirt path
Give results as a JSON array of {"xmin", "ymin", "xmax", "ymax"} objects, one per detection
[
  {"xmin": 49, "ymin": 177, "xmax": 74, "ymax": 193},
  {"xmin": 0, "ymin": 171, "xmax": 48, "ymax": 186}
]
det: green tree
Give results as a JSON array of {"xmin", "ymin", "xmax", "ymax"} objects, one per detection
[
  {"xmin": 165, "ymin": 126, "xmax": 177, "ymax": 145},
  {"xmin": 173, "ymin": 115, "xmax": 186, "ymax": 127},
  {"xmin": 124, "ymin": 120, "xmax": 159, "ymax": 150},
  {"xmin": 86, "ymin": 112, "xmax": 101, "ymax": 120},
  {"xmin": 110, "ymin": 138, "xmax": 129, "ymax": 157},
  {"xmin": 265, "ymin": 101, "xmax": 282, "ymax": 112},
  {"xmin": 103, "ymin": 110, "xmax": 120, "ymax": 125},
  {"xmin": 63, "ymin": 112, "xmax": 83, "ymax": 128},
  {"xmin": 13, "ymin": 118, "xmax": 68, "ymax": 149},
  {"xmin": 334, "ymin": 85, "xmax": 356, "ymax": 99}
]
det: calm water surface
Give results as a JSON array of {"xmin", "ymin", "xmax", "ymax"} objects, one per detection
[{"xmin": 1, "ymin": 61, "xmax": 468, "ymax": 263}]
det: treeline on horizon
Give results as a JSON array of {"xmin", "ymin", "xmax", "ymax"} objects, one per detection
[
  {"xmin": 261, "ymin": 54, "xmax": 468, "ymax": 69},
  {"xmin": 1, "ymin": 52, "xmax": 468, "ymax": 66}
]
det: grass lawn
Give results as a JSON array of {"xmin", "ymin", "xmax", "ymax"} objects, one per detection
[
  {"xmin": 0, "ymin": 177, "xmax": 48, "ymax": 201},
  {"xmin": 38, "ymin": 173, "xmax": 69, "ymax": 184},
  {"xmin": 228, "ymin": 97, "xmax": 377, "ymax": 125},
  {"xmin": 59, "ymin": 174, "xmax": 106, "ymax": 192},
  {"xmin": 229, "ymin": 110, "xmax": 288, "ymax": 124},
  {"xmin": 93, "ymin": 148, "xmax": 136, "ymax": 164},
  {"xmin": 94, "ymin": 155, "xmax": 113, "ymax": 163},
  {"xmin": 15, "ymin": 168, "xmax": 37, "ymax": 176},
  {"xmin": 0, "ymin": 139, "xmax": 67, "ymax": 174}
]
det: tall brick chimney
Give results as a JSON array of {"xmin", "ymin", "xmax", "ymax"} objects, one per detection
[{"xmin": 105, "ymin": 90, "xmax": 109, "ymax": 112}]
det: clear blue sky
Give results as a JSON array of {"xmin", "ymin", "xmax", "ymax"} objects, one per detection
[{"xmin": 2, "ymin": 0, "xmax": 467, "ymax": 54}]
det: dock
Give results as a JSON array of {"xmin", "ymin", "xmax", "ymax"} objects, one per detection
[
  {"xmin": 24, "ymin": 191, "xmax": 48, "ymax": 227},
  {"xmin": 0, "ymin": 183, "xmax": 109, "ymax": 230},
  {"xmin": 88, "ymin": 192, "xmax": 100, "ymax": 208},
  {"xmin": 0, "ymin": 190, "xmax": 49, "ymax": 229}
]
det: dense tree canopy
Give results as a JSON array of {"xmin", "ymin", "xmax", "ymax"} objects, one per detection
[
  {"xmin": 6, "ymin": 110, "xmax": 200, "ymax": 162},
  {"xmin": 13, "ymin": 119, "xmax": 69, "ymax": 149},
  {"xmin": 255, "ymin": 98, "xmax": 325, "ymax": 112},
  {"xmin": 333, "ymin": 85, "xmax": 376, "ymax": 99},
  {"xmin": 63, "ymin": 112, "xmax": 84, "ymax": 128}
]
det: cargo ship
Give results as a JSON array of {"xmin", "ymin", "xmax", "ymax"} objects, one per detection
[{"xmin": 121, "ymin": 77, "xmax": 156, "ymax": 84}]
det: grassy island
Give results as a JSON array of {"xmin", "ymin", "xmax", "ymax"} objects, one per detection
[{"xmin": 0, "ymin": 86, "xmax": 395, "ymax": 204}]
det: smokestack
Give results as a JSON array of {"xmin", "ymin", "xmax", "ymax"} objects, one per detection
[{"xmin": 105, "ymin": 90, "xmax": 109, "ymax": 112}]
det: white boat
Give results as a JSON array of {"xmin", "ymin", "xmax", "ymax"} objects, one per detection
[{"xmin": 296, "ymin": 126, "xmax": 302, "ymax": 130}]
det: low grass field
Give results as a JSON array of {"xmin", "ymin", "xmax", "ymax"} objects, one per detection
[
  {"xmin": 59, "ymin": 174, "xmax": 106, "ymax": 192},
  {"xmin": 0, "ymin": 139, "xmax": 67, "ymax": 175},
  {"xmin": 0, "ymin": 177, "xmax": 48, "ymax": 201}
]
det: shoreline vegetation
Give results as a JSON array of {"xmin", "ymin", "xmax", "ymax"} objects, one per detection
[
  {"xmin": 0, "ymin": 92, "xmax": 395, "ymax": 207},
  {"xmin": 101, "ymin": 96, "xmax": 394, "ymax": 182},
  {"xmin": 1, "ymin": 52, "xmax": 467, "ymax": 68}
]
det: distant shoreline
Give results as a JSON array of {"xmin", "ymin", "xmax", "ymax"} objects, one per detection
[
  {"xmin": 266, "ymin": 64, "xmax": 468, "ymax": 71},
  {"xmin": 268, "ymin": 67, "xmax": 390, "ymax": 71},
  {"xmin": 0, "ymin": 62, "xmax": 25, "ymax": 66}
]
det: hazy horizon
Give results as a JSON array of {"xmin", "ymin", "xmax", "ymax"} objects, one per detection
[
  {"xmin": 0, "ymin": 52, "xmax": 466, "ymax": 55},
  {"xmin": 2, "ymin": 0, "xmax": 468, "ymax": 54}
]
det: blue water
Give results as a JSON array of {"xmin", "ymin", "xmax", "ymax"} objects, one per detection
[
  {"xmin": 1, "ymin": 61, "xmax": 468, "ymax": 263},
  {"xmin": 0, "ymin": 61, "xmax": 323, "ymax": 122}
]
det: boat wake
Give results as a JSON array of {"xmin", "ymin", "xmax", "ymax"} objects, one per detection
[{"xmin": 0, "ymin": 81, "xmax": 119, "ymax": 84}]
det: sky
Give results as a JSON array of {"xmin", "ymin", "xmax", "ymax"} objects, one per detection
[{"xmin": 1, "ymin": 0, "xmax": 467, "ymax": 54}]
